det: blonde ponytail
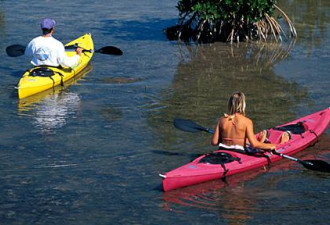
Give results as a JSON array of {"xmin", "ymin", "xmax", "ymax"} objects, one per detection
[{"xmin": 227, "ymin": 92, "xmax": 246, "ymax": 115}]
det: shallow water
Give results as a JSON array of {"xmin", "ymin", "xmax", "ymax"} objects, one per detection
[{"xmin": 0, "ymin": 0, "xmax": 329, "ymax": 224}]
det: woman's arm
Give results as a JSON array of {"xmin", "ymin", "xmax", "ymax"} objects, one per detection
[
  {"xmin": 211, "ymin": 120, "xmax": 222, "ymax": 146},
  {"xmin": 246, "ymin": 119, "xmax": 275, "ymax": 150}
]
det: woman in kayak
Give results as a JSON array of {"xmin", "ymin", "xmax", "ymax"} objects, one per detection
[
  {"xmin": 211, "ymin": 91, "xmax": 290, "ymax": 152},
  {"xmin": 25, "ymin": 18, "xmax": 83, "ymax": 68}
]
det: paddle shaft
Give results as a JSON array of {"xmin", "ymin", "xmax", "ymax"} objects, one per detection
[
  {"xmin": 272, "ymin": 150, "xmax": 330, "ymax": 172},
  {"xmin": 66, "ymin": 44, "xmax": 122, "ymax": 55},
  {"xmin": 273, "ymin": 151, "xmax": 309, "ymax": 164},
  {"xmin": 6, "ymin": 44, "xmax": 122, "ymax": 57}
]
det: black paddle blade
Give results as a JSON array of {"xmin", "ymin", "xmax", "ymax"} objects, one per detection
[
  {"xmin": 173, "ymin": 118, "xmax": 213, "ymax": 133},
  {"xmin": 95, "ymin": 46, "xmax": 123, "ymax": 55},
  {"xmin": 6, "ymin": 44, "xmax": 26, "ymax": 57},
  {"xmin": 300, "ymin": 160, "xmax": 330, "ymax": 173}
]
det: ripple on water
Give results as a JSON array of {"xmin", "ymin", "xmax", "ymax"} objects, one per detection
[{"xmin": 161, "ymin": 165, "xmax": 330, "ymax": 221}]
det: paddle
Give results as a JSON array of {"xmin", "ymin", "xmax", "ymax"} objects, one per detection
[
  {"xmin": 271, "ymin": 150, "xmax": 330, "ymax": 173},
  {"xmin": 6, "ymin": 44, "xmax": 26, "ymax": 57},
  {"xmin": 65, "ymin": 44, "xmax": 123, "ymax": 55},
  {"xmin": 6, "ymin": 44, "xmax": 123, "ymax": 57},
  {"xmin": 173, "ymin": 117, "xmax": 330, "ymax": 173},
  {"xmin": 173, "ymin": 118, "xmax": 214, "ymax": 134}
]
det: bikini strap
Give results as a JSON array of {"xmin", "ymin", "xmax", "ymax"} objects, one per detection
[
  {"xmin": 224, "ymin": 113, "xmax": 235, "ymax": 120},
  {"xmin": 224, "ymin": 113, "xmax": 237, "ymax": 126}
]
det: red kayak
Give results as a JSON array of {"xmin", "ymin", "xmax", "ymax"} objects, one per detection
[{"xmin": 160, "ymin": 107, "xmax": 330, "ymax": 192}]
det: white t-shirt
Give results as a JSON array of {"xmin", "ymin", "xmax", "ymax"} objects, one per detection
[{"xmin": 25, "ymin": 36, "xmax": 80, "ymax": 68}]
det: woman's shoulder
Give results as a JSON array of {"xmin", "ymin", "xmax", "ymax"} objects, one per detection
[
  {"xmin": 238, "ymin": 114, "xmax": 252, "ymax": 125},
  {"xmin": 230, "ymin": 113, "xmax": 250, "ymax": 123},
  {"xmin": 219, "ymin": 114, "xmax": 230, "ymax": 121}
]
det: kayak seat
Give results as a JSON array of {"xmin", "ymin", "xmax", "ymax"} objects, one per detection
[
  {"xmin": 28, "ymin": 67, "xmax": 66, "ymax": 87},
  {"xmin": 200, "ymin": 152, "xmax": 241, "ymax": 180},
  {"xmin": 273, "ymin": 121, "xmax": 308, "ymax": 135},
  {"xmin": 199, "ymin": 152, "xmax": 241, "ymax": 165},
  {"xmin": 29, "ymin": 67, "xmax": 55, "ymax": 77}
]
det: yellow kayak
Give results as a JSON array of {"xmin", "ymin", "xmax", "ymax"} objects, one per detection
[
  {"xmin": 18, "ymin": 64, "xmax": 93, "ymax": 112},
  {"xmin": 17, "ymin": 33, "xmax": 94, "ymax": 99}
]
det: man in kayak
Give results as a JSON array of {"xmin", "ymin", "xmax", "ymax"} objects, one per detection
[
  {"xmin": 211, "ymin": 91, "xmax": 290, "ymax": 153},
  {"xmin": 25, "ymin": 18, "xmax": 83, "ymax": 68}
]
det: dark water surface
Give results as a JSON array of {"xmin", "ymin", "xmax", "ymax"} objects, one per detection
[{"xmin": 0, "ymin": 0, "xmax": 330, "ymax": 224}]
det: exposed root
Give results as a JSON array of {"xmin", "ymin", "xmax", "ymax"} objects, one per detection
[
  {"xmin": 166, "ymin": 4, "xmax": 297, "ymax": 43},
  {"xmin": 274, "ymin": 4, "xmax": 297, "ymax": 37}
]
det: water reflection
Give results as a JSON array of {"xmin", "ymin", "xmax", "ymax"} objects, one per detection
[
  {"xmin": 278, "ymin": 0, "xmax": 330, "ymax": 50},
  {"xmin": 177, "ymin": 39, "xmax": 296, "ymax": 71},
  {"xmin": 31, "ymin": 92, "xmax": 81, "ymax": 133},
  {"xmin": 162, "ymin": 167, "xmax": 270, "ymax": 224},
  {"xmin": 18, "ymin": 64, "xmax": 92, "ymax": 134}
]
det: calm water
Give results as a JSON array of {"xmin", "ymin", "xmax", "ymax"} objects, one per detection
[{"xmin": 0, "ymin": 0, "xmax": 329, "ymax": 224}]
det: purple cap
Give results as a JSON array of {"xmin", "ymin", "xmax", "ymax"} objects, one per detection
[{"xmin": 41, "ymin": 18, "xmax": 56, "ymax": 29}]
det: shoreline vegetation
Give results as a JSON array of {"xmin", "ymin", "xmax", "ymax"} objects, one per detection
[{"xmin": 166, "ymin": 0, "xmax": 297, "ymax": 43}]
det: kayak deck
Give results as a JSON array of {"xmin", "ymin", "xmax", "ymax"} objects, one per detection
[
  {"xmin": 161, "ymin": 107, "xmax": 330, "ymax": 192},
  {"xmin": 17, "ymin": 33, "xmax": 94, "ymax": 99}
]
